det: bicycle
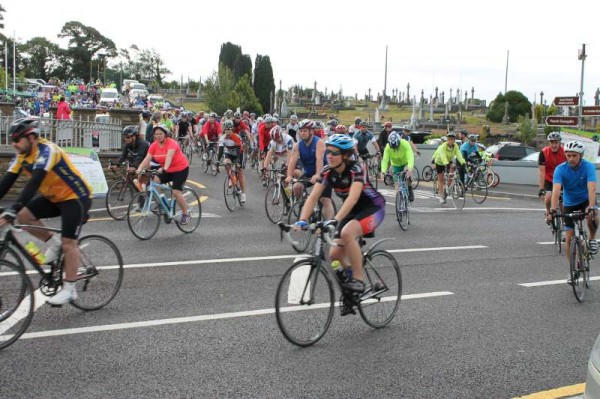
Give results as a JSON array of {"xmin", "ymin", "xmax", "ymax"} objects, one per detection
[
  {"xmin": 224, "ymin": 162, "xmax": 244, "ymax": 212},
  {"xmin": 553, "ymin": 208, "xmax": 597, "ymax": 302},
  {"xmin": 127, "ymin": 170, "xmax": 202, "ymax": 240},
  {"xmin": 275, "ymin": 221, "xmax": 402, "ymax": 347},
  {"xmin": 361, "ymin": 153, "xmax": 380, "ymax": 190},
  {"xmin": 432, "ymin": 166, "xmax": 465, "ymax": 211},
  {"xmin": 106, "ymin": 161, "xmax": 141, "ymax": 220},
  {"xmin": 264, "ymin": 166, "xmax": 292, "ymax": 224},
  {"xmin": 177, "ymin": 136, "xmax": 193, "ymax": 164},
  {"xmin": 391, "ymin": 170, "xmax": 411, "ymax": 231},
  {"xmin": 202, "ymin": 141, "xmax": 220, "ymax": 176},
  {"xmin": 551, "ymin": 196, "xmax": 565, "ymax": 253},
  {"xmin": 421, "ymin": 164, "xmax": 434, "ymax": 182},
  {"xmin": 0, "ymin": 219, "xmax": 124, "ymax": 351},
  {"xmin": 464, "ymin": 161, "xmax": 488, "ymax": 204}
]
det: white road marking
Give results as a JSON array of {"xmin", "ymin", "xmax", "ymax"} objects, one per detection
[
  {"xmin": 520, "ymin": 276, "xmax": 600, "ymax": 287},
  {"xmin": 537, "ymin": 241, "xmax": 555, "ymax": 245},
  {"xmin": 0, "ymin": 289, "xmax": 48, "ymax": 335},
  {"xmin": 15, "ymin": 291, "xmax": 454, "ymax": 340}
]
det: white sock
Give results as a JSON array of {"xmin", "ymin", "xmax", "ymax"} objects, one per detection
[{"xmin": 62, "ymin": 281, "xmax": 75, "ymax": 292}]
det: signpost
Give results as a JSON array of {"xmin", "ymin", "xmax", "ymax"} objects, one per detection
[
  {"xmin": 544, "ymin": 116, "xmax": 579, "ymax": 126},
  {"xmin": 582, "ymin": 106, "xmax": 600, "ymax": 116},
  {"xmin": 553, "ymin": 96, "xmax": 580, "ymax": 106}
]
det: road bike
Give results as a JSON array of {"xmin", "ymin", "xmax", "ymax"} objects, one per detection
[
  {"xmin": 275, "ymin": 221, "xmax": 401, "ymax": 347},
  {"xmin": 421, "ymin": 164, "xmax": 434, "ymax": 183},
  {"xmin": 0, "ymin": 219, "xmax": 123, "ymax": 351},
  {"xmin": 106, "ymin": 161, "xmax": 141, "ymax": 220},
  {"xmin": 177, "ymin": 136, "xmax": 194, "ymax": 164},
  {"xmin": 553, "ymin": 208, "xmax": 596, "ymax": 302},
  {"xmin": 202, "ymin": 141, "xmax": 220, "ymax": 176},
  {"xmin": 464, "ymin": 162, "xmax": 488, "ymax": 204},
  {"xmin": 432, "ymin": 167, "xmax": 465, "ymax": 211},
  {"xmin": 264, "ymin": 166, "xmax": 293, "ymax": 224},
  {"xmin": 391, "ymin": 170, "xmax": 411, "ymax": 231},
  {"xmin": 127, "ymin": 171, "xmax": 202, "ymax": 240},
  {"xmin": 224, "ymin": 162, "xmax": 244, "ymax": 212},
  {"xmin": 361, "ymin": 153, "xmax": 380, "ymax": 190}
]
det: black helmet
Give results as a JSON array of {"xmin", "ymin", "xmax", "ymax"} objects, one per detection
[
  {"xmin": 9, "ymin": 118, "xmax": 39, "ymax": 142},
  {"xmin": 123, "ymin": 125, "xmax": 138, "ymax": 137},
  {"xmin": 141, "ymin": 110, "xmax": 152, "ymax": 119}
]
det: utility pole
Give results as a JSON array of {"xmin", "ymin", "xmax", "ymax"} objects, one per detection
[
  {"xmin": 578, "ymin": 44, "xmax": 587, "ymax": 129},
  {"xmin": 504, "ymin": 50, "xmax": 509, "ymax": 94}
]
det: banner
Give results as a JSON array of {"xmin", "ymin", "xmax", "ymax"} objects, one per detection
[{"xmin": 63, "ymin": 147, "xmax": 109, "ymax": 198}]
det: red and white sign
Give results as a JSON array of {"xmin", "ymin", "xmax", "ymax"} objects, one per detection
[
  {"xmin": 544, "ymin": 116, "xmax": 578, "ymax": 126},
  {"xmin": 553, "ymin": 96, "xmax": 580, "ymax": 106}
]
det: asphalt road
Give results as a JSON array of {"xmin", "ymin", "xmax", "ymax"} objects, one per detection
[{"xmin": 1, "ymin": 161, "xmax": 598, "ymax": 399}]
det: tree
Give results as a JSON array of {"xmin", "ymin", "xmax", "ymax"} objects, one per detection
[
  {"xmin": 20, "ymin": 37, "xmax": 61, "ymax": 81},
  {"xmin": 0, "ymin": 3, "xmax": 5, "ymax": 30},
  {"xmin": 229, "ymin": 75, "xmax": 263, "ymax": 115},
  {"xmin": 517, "ymin": 114, "xmax": 535, "ymax": 145},
  {"xmin": 57, "ymin": 21, "xmax": 117, "ymax": 80},
  {"xmin": 486, "ymin": 90, "xmax": 532, "ymax": 123},
  {"xmin": 219, "ymin": 42, "xmax": 242, "ymax": 72},
  {"xmin": 233, "ymin": 54, "xmax": 252, "ymax": 83},
  {"xmin": 253, "ymin": 54, "xmax": 275, "ymax": 113},
  {"xmin": 203, "ymin": 65, "xmax": 236, "ymax": 115}
]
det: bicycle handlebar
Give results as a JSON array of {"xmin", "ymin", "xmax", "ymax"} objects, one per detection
[
  {"xmin": 553, "ymin": 206, "xmax": 598, "ymax": 219},
  {"xmin": 278, "ymin": 221, "xmax": 337, "ymax": 248}
]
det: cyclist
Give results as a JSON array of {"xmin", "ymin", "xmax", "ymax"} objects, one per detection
[
  {"xmin": 348, "ymin": 117, "xmax": 362, "ymax": 135},
  {"xmin": 174, "ymin": 112, "xmax": 194, "ymax": 148},
  {"xmin": 313, "ymin": 121, "xmax": 326, "ymax": 139},
  {"xmin": 401, "ymin": 126, "xmax": 420, "ymax": 156},
  {"xmin": 136, "ymin": 124, "xmax": 192, "ymax": 224},
  {"xmin": 263, "ymin": 125, "xmax": 294, "ymax": 173},
  {"xmin": 217, "ymin": 120, "xmax": 248, "ymax": 204},
  {"xmin": 547, "ymin": 141, "xmax": 598, "ymax": 283},
  {"xmin": 459, "ymin": 133, "xmax": 483, "ymax": 184},
  {"xmin": 200, "ymin": 112, "xmax": 222, "ymax": 169},
  {"xmin": 539, "ymin": 132, "xmax": 566, "ymax": 220},
  {"xmin": 258, "ymin": 116, "xmax": 276, "ymax": 156},
  {"xmin": 378, "ymin": 121, "xmax": 393, "ymax": 150},
  {"xmin": 434, "ymin": 132, "xmax": 466, "ymax": 204},
  {"xmin": 353, "ymin": 121, "xmax": 381, "ymax": 160},
  {"xmin": 335, "ymin": 124, "xmax": 348, "ymax": 135},
  {"xmin": 0, "ymin": 118, "xmax": 92, "ymax": 305},
  {"xmin": 285, "ymin": 119, "xmax": 334, "ymax": 219},
  {"xmin": 326, "ymin": 119, "xmax": 338, "ymax": 136},
  {"xmin": 294, "ymin": 134, "xmax": 385, "ymax": 302},
  {"xmin": 380, "ymin": 131, "xmax": 415, "ymax": 202},
  {"xmin": 111, "ymin": 125, "xmax": 150, "ymax": 185}
]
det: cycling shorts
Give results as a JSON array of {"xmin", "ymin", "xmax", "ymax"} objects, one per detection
[
  {"xmin": 27, "ymin": 197, "xmax": 91, "ymax": 239},
  {"xmin": 334, "ymin": 205, "xmax": 385, "ymax": 239},
  {"xmin": 158, "ymin": 167, "xmax": 189, "ymax": 191}
]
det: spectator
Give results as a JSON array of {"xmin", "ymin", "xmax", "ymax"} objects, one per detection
[{"xmin": 56, "ymin": 96, "xmax": 71, "ymax": 120}]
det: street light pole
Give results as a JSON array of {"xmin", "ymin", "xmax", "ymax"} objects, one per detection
[{"xmin": 578, "ymin": 43, "xmax": 587, "ymax": 129}]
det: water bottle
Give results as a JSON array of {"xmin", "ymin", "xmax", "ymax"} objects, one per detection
[
  {"xmin": 331, "ymin": 260, "xmax": 342, "ymax": 271},
  {"xmin": 159, "ymin": 193, "xmax": 169, "ymax": 209},
  {"xmin": 133, "ymin": 178, "xmax": 142, "ymax": 191},
  {"xmin": 284, "ymin": 185, "xmax": 292, "ymax": 198},
  {"xmin": 25, "ymin": 241, "xmax": 46, "ymax": 265}
]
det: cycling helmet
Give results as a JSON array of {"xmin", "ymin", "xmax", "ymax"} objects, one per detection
[
  {"xmin": 152, "ymin": 124, "xmax": 169, "ymax": 134},
  {"xmin": 9, "ymin": 118, "xmax": 39, "ymax": 141},
  {"xmin": 264, "ymin": 116, "xmax": 274, "ymax": 123},
  {"xmin": 209, "ymin": 112, "xmax": 217, "ymax": 118},
  {"xmin": 141, "ymin": 110, "xmax": 152, "ymax": 119},
  {"xmin": 354, "ymin": 117, "xmax": 362, "ymax": 125},
  {"xmin": 384, "ymin": 121, "xmax": 392, "ymax": 128},
  {"xmin": 327, "ymin": 119, "xmax": 338, "ymax": 127},
  {"xmin": 225, "ymin": 109, "xmax": 233, "ymax": 117},
  {"xmin": 250, "ymin": 112, "xmax": 256, "ymax": 118},
  {"xmin": 446, "ymin": 132, "xmax": 457, "ymax": 138},
  {"xmin": 467, "ymin": 134, "xmax": 477, "ymax": 141},
  {"xmin": 223, "ymin": 120, "xmax": 234, "ymax": 130},
  {"xmin": 299, "ymin": 119, "xmax": 314, "ymax": 130},
  {"xmin": 243, "ymin": 111, "xmax": 250, "ymax": 117},
  {"xmin": 440, "ymin": 136, "xmax": 448, "ymax": 142},
  {"xmin": 272, "ymin": 113, "xmax": 279, "ymax": 119},
  {"xmin": 359, "ymin": 121, "xmax": 368, "ymax": 127},
  {"xmin": 257, "ymin": 117, "xmax": 264, "ymax": 123},
  {"xmin": 335, "ymin": 124, "xmax": 347, "ymax": 133},
  {"xmin": 123, "ymin": 125, "xmax": 138, "ymax": 137},
  {"xmin": 290, "ymin": 114, "xmax": 298, "ymax": 121},
  {"xmin": 547, "ymin": 132, "xmax": 562, "ymax": 142},
  {"xmin": 272, "ymin": 116, "xmax": 279, "ymax": 124},
  {"xmin": 263, "ymin": 113, "xmax": 272, "ymax": 119},
  {"xmin": 326, "ymin": 134, "xmax": 355, "ymax": 151},
  {"xmin": 233, "ymin": 111, "xmax": 242, "ymax": 118},
  {"xmin": 270, "ymin": 125, "xmax": 282, "ymax": 141},
  {"xmin": 388, "ymin": 132, "xmax": 401, "ymax": 149},
  {"xmin": 314, "ymin": 121, "xmax": 324, "ymax": 129},
  {"xmin": 564, "ymin": 140, "xmax": 585, "ymax": 154}
]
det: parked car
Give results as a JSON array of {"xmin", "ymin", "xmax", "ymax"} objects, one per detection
[
  {"xmin": 390, "ymin": 126, "xmax": 431, "ymax": 144},
  {"xmin": 585, "ymin": 331, "xmax": 600, "ymax": 398},
  {"xmin": 520, "ymin": 151, "xmax": 540, "ymax": 162},
  {"xmin": 485, "ymin": 142, "xmax": 538, "ymax": 161},
  {"xmin": 129, "ymin": 83, "xmax": 148, "ymax": 98},
  {"xmin": 121, "ymin": 79, "xmax": 138, "ymax": 94},
  {"xmin": 99, "ymin": 88, "xmax": 119, "ymax": 106}
]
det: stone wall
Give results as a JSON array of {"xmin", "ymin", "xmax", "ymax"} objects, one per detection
[{"xmin": 0, "ymin": 151, "xmax": 121, "ymax": 199}]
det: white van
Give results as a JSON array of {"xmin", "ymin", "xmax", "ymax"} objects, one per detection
[
  {"xmin": 99, "ymin": 88, "xmax": 119, "ymax": 106},
  {"xmin": 121, "ymin": 79, "xmax": 138, "ymax": 94}
]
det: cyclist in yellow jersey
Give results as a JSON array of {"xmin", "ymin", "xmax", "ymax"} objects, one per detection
[
  {"xmin": 0, "ymin": 118, "xmax": 93, "ymax": 305},
  {"xmin": 434, "ymin": 132, "xmax": 465, "ymax": 204}
]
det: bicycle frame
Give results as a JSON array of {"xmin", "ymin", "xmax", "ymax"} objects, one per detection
[{"xmin": 143, "ymin": 177, "xmax": 177, "ymax": 219}]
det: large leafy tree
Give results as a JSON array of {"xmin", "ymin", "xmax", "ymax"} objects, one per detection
[
  {"xmin": 233, "ymin": 54, "xmax": 252, "ymax": 83},
  {"xmin": 57, "ymin": 21, "xmax": 117, "ymax": 80},
  {"xmin": 219, "ymin": 42, "xmax": 242, "ymax": 72},
  {"xmin": 0, "ymin": 3, "xmax": 5, "ymax": 30},
  {"xmin": 253, "ymin": 54, "xmax": 275, "ymax": 113},
  {"xmin": 229, "ymin": 75, "xmax": 263, "ymax": 115},
  {"xmin": 20, "ymin": 37, "xmax": 62, "ymax": 81},
  {"xmin": 204, "ymin": 65, "xmax": 236, "ymax": 115},
  {"xmin": 486, "ymin": 90, "xmax": 532, "ymax": 123}
]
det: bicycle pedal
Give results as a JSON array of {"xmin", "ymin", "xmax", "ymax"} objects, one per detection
[{"xmin": 48, "ymin": 303, "xmax": 63, "ymax": 308}]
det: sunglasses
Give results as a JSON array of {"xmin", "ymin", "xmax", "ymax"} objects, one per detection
[
  {"xmin": 325, "ymin": 149, "xmax": 342, "ymax": 156},
  {"xmin": 225, "ymin": 128, "xmax": 233, "ymax": 131}
]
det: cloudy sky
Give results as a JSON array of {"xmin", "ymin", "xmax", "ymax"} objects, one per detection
[{"xmin": 2, "ymin": 0, "xmax": 599, "ymax": 104}]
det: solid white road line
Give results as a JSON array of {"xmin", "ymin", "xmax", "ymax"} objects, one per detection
[
  {"xmin": 16, "ymin": 291, "xmax": 455, "ymax": 340},
  {"xmin": 0, "ymin": 289, "xmax": 47, "ymax": 335},
  {"xmin": 536, "ymin": 241, "xmax": 555, "ymax": 245},
  {"xmin": 520, "ymin": 276, "xmax": 600, "ymax": 287}
]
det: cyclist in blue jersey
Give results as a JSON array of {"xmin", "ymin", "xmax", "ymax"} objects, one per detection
[
  {"xmin": 353, "ymin": 121, "xmax": 381, "ymax": 160},
  {"xmin": 548, "ymin": 141, "xmax": 598, "ymax": 283}
]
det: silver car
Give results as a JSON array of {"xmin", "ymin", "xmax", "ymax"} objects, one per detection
[{"xmin": 585, "ymin": 332, "xmax": 600, "ymax": 398}]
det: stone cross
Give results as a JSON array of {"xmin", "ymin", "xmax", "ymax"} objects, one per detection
[
  {"xmin": 464, "ymin": 91, "xmax": 468, "ymax": 103},
  {"xmin": 595, "ymin": 88, "xmax": 600, "ymax": 106},
  {"xmin": 441, "ymin": 91, "xmax": 445, "ymax": 105},
  {"xmin": 449, "ymin": 88, "xmax": 453, "ymax": 104},
  {"xmin": 471, "ymin": 87, "xmax": 475, "ymax": 100},
  {"xmin": 406, "ymin": 83, "xmax": 410, "ymax": 101},
  {"xmin": 368, "ymin": 88, "xmax": 372, "ymax": 101},
  {"xmin": 435, "ymin": 87, "xmax": 439, "ymax": 99},
  {"xmin": 540, "ymin": 91, "xmax": 544, "ymax": 106},
  {"xmin": 420, "ymin": 89, "xmax": 424, "ymax": 105}
]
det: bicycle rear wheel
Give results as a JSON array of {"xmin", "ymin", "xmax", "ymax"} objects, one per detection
[
  {"xmin": 470, "ymin": 173, "xmax": 488, "ymax": 204},
  {"xmin": 186, "ymin": 142, "xmax": 193, "ymax": 164},
  {"xmin": 127, "ymin": 191, "xmax": 161, "ymax": 240},
  {"xmin": 368, "ymin": 162, "xmax": 379, "ymax": 190},
  {"xmin": 275, "ymin": 260, "xmax": 334, "ymax": 347},
  {"xmin": 0, "ymin": 259, "xmax": 34, "ymax": 351},
  {"xmin": 224, "ymin": 174, "xmax": 237, "ymax": 212},
  {"xmin": 422, "ymin": 165, "xmax": 433, "ymax": 182},
  {"xmin": 570, "ymin": 239, "xmax": 588, "ymax": 302},
  {"xmin": 450, "ymin": 181, "xmax": 465, "ymax": 211},
  {"xmin": 71, "ymin": 235, "xmax": 124, "ymax": 311},
  {"xmin": 287, "ymin": 201, "xmax": 312, "ymax": 253},
  {"xmin": 358, "ymin": 250, "xmax": 402, "ymax": 328},
  {"xmin": 175, "ymin": 187, "xmax": 202, "ymax": 233},
  {"xmin": 396, "ymin": 191, "xmax": 409, "ymax": 230},
  {"xmin": 106, "ymin": 179, "xmax": 135, "ymax": 220},
  {"xmin": 211, "ymin": 152, "xmax": 220, "ymax": 176},
  {"xmin": 265, "ymin": 181, "xmax": 285, "ymax": 224}
]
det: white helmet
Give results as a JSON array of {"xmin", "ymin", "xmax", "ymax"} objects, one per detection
[{"xmin": 564, "ymin": 140, "xmax": 585, "ymax": 154}]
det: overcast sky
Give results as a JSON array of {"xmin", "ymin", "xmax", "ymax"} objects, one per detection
[{"xmin": 2, "ymin": 0, "xmax": 599, "ymax": 104}]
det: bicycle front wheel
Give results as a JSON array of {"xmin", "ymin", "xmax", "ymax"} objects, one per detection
[
  {"xmin": 396, "ymin": 191, "xmax": 409, "ymax": 231},
  {"xmin": 358, "ymin": 250, "xmax": 402, "ymax": 328},
  {"xmin": 422, "ymin": 165, "xmax": 433, "ymax": 182},
  {"xmin": 287, "ymin": 201, "xmax": 312, "ymax": 253},
  {"xmin": 275, "ymin": 260, "xmax": 334, "ymax": 347},
  {"xmin": 71, "ymin": 235, "xmax": 124, "ymax": 311},
  {"xmin": 0, "ymin": 259, "xmax": 34, "ymax": 351},
  {"xmin": 224, "ymin": 174, "xmax": 237, "ymax": 212},
  {"xmin": 470, "ymin": 173, "xmax": 488, "ymax": 204},
  {"xmin": 265, "ymin": 181, "xmax": 285, "ymax": 224},
  {"xmin": 174, "ymin": 187, "xmax": 202, "ymax": 233},
  {"xmin": 127, "ymin": 191, "xmax": 161, "ymax": 240},
  {"xmin": 410, "ymin": 168, "xmax": 420, "ymax": 190},
  {"xmin": 570, "ymin": 239, "xmax": 588, "ymax": 302},
  {"xmin": 450, "ymin": 181, "xmax": 465, "ymax": 211},
  {"xmin": 186, "ymin": 143, "xmax": 193, "ymax": 164},
  {"xmin": 555, "ymin": 217, "xmax": 563, "ymax": 253},
  {"xmin": 106, "ymin": 179, "xmax": 135, "ymax": 220}
]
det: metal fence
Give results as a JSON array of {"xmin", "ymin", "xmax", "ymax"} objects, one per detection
[{"xmin": 0, "ymin": 116, "xmax": 123, "ymax": 151}]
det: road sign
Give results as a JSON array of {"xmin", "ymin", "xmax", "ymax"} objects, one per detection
[
  {"xmin": 553, "ymin": 96, "xmax": 580, "ymax": 106},
  {"xmin": 582, "ymin": 106, "xmax": 600, "ymax": 116},
  {"xmin": 545, "ymin": 116, "xmax": 579, "ymax": 126}
]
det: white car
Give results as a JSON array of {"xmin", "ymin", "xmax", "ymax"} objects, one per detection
[
  {"xmin": 129, "ymin": 83, "xmax": 148, "ymax": 97},
  {"xmin": 99, "ymin": 88, "xmax": 119, "ymax": 106}
]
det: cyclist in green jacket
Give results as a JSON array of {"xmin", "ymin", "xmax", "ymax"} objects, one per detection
[
  {"xmin": 381, "ymin": 132, "xmax": 415, "ymax": 201},
  {"xmin": 434, "ymin": 132, "xmax": 466, "ymax": 204}
]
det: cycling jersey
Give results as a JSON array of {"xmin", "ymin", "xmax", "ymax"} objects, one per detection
[
  {"xmin": 286, "ymin": 123, "xmax": 299, "ymax": 140},
  {"xmin": 298, "ymin": 136, "xmax": 320, "ymax": 176},
  {"xmin": 7, "ymin": 138, "xmax": 92, "ymax": 202},
  {"xmin": 320, "ymin": 162, "xmax": 385, "ymax": 210},
  {"xmin": 258, "ymin": 123, "xmax": 273, "ymax": 152},
  {"xmin": 267, "ymin": 134, "xmax": 294, "ymax": 156},
  {"xmin": 353, "ymin": 130, "xmax": 376, "ymax": 154},
  {"xmin": 233, "ymin": 120, "xmax": 250, "ymax": 137},
  {"xmin": 460, "ymin": 142, "xmax": 480, "ymax": 161},
  {"xmin": 434, "ymin": 142, "xmax": 466, "ymax": 166},
  {"xmin": 116, "ymin": 138, "xmax": 150, "ymax": 167},
  {"xmin": 201, "ymin": 121, "xmax": 222, "ymax": 142},
  {"xmin": 539, "ymin": 146, "xmax": 566, "ymax": 183},
  {"xmin": 380, "ymin": 140, "xmax": 414, "ymax": 172},
  {"xmin": 148, "ymin": 138, "xmax": 189, "ymax": 173},
  {"xmin": 177, "ymin": 120, "xmax": 191, "ymax": 138},
  {"xmin": 219, "ymin": 133, "xmax": 243, "ymax": 155},
  {"xmin": 553, "ymin": 159, "xmax": 596, "ymax": 207}
]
